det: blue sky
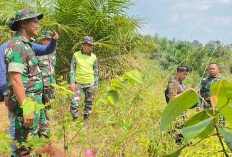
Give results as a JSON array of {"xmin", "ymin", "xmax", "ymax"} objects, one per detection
[{"xmin": 128, "ymin": 0, "xmax": 232, "ymax": 45}]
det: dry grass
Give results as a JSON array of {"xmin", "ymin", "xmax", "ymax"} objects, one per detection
[
  {"xmin": 0, "ymin": 102, "xmax": 10, "ymax": 157},
  {"xmin": 98, "ymin": 54, "xmax": 148, "ymax": 79},
  {"xmin": 0, "ymin": 102, "xmax": 9, "ymax": 134}
]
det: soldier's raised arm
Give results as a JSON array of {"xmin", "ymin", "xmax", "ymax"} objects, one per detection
[{"xmin": 32, "ymin": 30, "xmax": 59, "ymax": 56}]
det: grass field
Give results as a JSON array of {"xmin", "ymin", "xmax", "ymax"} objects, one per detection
[{"xmin": 1, "ymin": 56, "xmax": 232, "ymax": 156}]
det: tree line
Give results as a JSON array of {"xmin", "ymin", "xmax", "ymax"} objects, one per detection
[{"xmin": 0, "ymin": 0, "xmax": 231, "ymax": 79}]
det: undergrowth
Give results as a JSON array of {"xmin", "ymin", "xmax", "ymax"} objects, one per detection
[{"xmin": 1, "ymin": 54, "xmax": 232, "ymax": 156}]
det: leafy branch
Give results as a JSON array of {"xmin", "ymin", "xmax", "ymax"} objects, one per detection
[{"xmin": 161, "ymin": 80, "xmax": 232, "ymax": 156}]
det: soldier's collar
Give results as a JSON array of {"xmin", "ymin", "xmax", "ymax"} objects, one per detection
[
  {"xmin": 207, "ymin": 75, "xmax": 220, "ymax": 79},
  {"xmin": 174, "ymin": 77, "xmax": 183, "ymax": 84},
  {"xmin": 81, "ymin": 49, "xmax": 91, "ymax": 56},
  {"xmin": 15, "ymin": 32, "xmax": 30, "ymax": 43}
]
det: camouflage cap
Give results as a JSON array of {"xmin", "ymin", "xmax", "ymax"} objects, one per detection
[
  {"xmin": 80, "ymin": 36, "xmax": 95, "ymax": 45},
  {"xmin": 40, "ymin": 31, "xmax": 51, "ymax": 39},
  {"xmin": 10, "ymin": 9, "xmax": 43, "ymax": 31}
]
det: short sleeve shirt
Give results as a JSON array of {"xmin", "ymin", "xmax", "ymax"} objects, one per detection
[
  {"xmin": 5, "ymin": 32, "xmax": 43, "ymax": 96},
  {"xmin": 197, "ymin": 76, "xmax": 223, "ymax": 108}
]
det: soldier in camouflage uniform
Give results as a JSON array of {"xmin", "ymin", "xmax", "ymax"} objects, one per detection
[
  {"xmin": 37, "ymin": 31, "xmax": 56, "ymax": 109},
  {"xmin": 196, "ymin": 63, "xmax": 225, "ymax": 126},
  {"xmin": 70, "ymin": 36, "xmax": 99, "ymax": 122},
  {"xmin": 166, "ymin": 65, "xmax": 189, "ymax": 144},
  {"xmin": 5, "ymin": 9, "xmax": 49, "ymax": 156}
]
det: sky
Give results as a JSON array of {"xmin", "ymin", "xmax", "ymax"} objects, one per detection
[{"xmin": 128, "ymin": 0, "xmax": 232, "ymax": 45}]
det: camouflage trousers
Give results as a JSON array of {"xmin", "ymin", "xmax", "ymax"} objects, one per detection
[
  {"xmin": 9, "ymin": 94, "xmax": 49, "ymax": 157},
  {"xmin": 171, "ymin": 112, "xmax": 187, "ymax": 145},
  {"xmin": 42, "ymin": 86, "xmax": 55, "ymax": 110},
  {"xmin": 70, "ymin": 82, "xmax": 95, "ymax": 120}
]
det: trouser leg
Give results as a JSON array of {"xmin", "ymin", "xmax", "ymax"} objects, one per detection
[
  {"xmin": 38, "ymin": 109, "xmax": 50, "ymax": 138},
  {"xmin": 219, "ymin": 115, "xmax": 226, "ymax": 126},
  {"xmin": 8, "ymin": 110, "xmax": 16, "ymax": 156},
  {"xmin": 172, "ymin": 114, "xmax": 187, "ymax": 145},
  {"xmin": 14, "ymin": 107, "xmax": 38, "ymax": 157},
  {"xmin": 43, "ymin": 87, "xmax": 55, "ymax": 120},
  {"xmin": 14, "ymin": 93, "xmax": 49, "ymax": 156},
  {"xmin": 14, "ymin": 108, "xmax": 49, "ymax": 157},
  {"xmin": 43, "ymin": 87, "xmax": 55, "ymax": 110},
  {"xmin": 83, "ymin": 85, "xmax": 95, "ymax": 119},
  {"xmin": 70, "ymin": 84, "xmax": 83, "ymax": 119}
]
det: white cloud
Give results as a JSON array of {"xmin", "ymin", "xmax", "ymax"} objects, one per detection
[
  {"xmin": 212, "ymin": 16, "xmax": 232, "ymax": 26},
  {"xmin": 171, "ymin": 13, "xmax": 179, "ymax": 22},
  {"xmin": 173, "ymin": 2, "xmax": 210, "ymax": 12},
  {"xmin": 172, "ymin": 0, "xmax": 231, "ymax": 12},
  {"xmin": 204, "ymin": 26, "xmax": 214, "ymax": 33},
  {"xmin": 214, "ymin": 0, "xmax": 230, "ymax": 4},
  {"xmin": 130, "ymin": 0, "xmax": 232, "ymax": 44},
  {"xmin": 170, "ymin": 1, "xmax": 232, "ymax": 31}
]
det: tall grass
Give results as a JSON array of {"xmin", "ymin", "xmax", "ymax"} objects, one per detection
[
  {"xmin": 74, "ymin": 54, "xmax": 232, "ymax": 156},
  {"xmin": 1, "ymin": 54, "xmax": 232, "ymax": 156}
]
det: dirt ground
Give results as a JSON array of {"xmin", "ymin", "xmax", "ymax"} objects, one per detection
[
  {"xmin": 0, "ymin": 102, "xmax": 10, "ymax": 157},
  {"xmin": 0, "ymin": 102, "xmax": 9, "ymax": 134}
]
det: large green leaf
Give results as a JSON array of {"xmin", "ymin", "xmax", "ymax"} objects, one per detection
[
  {"xmin": 164, "ymin": 145, "xmax": 186, "ymax": 157},
  {"xmin": 210, "ymin": 80, "xmax": 232, "ymax": 124},
  {"xmin": 182, "ymin": 117, "xmax": 214, "ymax": 143},
  {"xmin": 21, "ymin": 97, "xmax": 46, "ymax": 116},
  {"xmin": 185, "ymin": 110, "xmax": 217, "ymax": 138},
  {"xmin": 125, "ymin": 70, "xmax": 142, "ymax": 83},
  {"xmin": 20, "ymin": 98, "xmax": 36, "ymax": 116},
  {"xmin": 107, "ymin": 90, "xmax": 119, "ymax": 104},
  {"xmin": 111, "ymin": 79, "xmax": 124, "ymax": 90},
  {"xmin": 160, "ymin": 90, "xmax": 198, "ymax": 132},
  {"xmin": 219, "ymin": 128, "xmax": 232, "ymax": 151}
]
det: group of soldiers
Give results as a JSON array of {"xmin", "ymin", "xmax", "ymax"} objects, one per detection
[
  {"xmin": 165, "ymin": 63, "xmax": 225, "ymax": 144},
  {"xmin": 0, "ymin": 9, "xmax": 98, "ymax": 157}
]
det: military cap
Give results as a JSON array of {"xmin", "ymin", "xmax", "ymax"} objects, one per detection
[
  {"xmin": 80, "ymin": 36, "xmax": 95, "ymax": 45},
  {"xmin": 40, "ymin": 31, "xmax": 51, "ymax": 39},
  {"xmin": 10, "ymin": 9, "xmax": 43, "ymax": 31}
]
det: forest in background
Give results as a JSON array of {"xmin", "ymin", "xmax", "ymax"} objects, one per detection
[{"xmin": 0, "ymin": 0, "xmax": 232, "ymax": 79}]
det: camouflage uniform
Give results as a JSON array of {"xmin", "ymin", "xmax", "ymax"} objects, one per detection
[
  {"xmin": 166, "ymin": 77, "xmax": 187, "ymax": 144},
  {"xmin": 70, "ymin": 36, "xmax": 98, "ymax": 120},
  {"xmin": 196, "ymin": 76, "xmax": 225, "ymax": 126},
  {"xmin": 37, "ymin": 31, "xmax": 56, "ymax": 108},
  {"xmin": 70, "ymin": 82, "xmax": 96, "ymax": 119},
  {"xmin": 5, "ymin": 9, "xmax": 49, "ymax": 156}
]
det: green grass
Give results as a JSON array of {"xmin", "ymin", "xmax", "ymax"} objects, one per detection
[
  {"xmin": 84, "ymin": 55, "xmax": 232, "ymax": 156},
  {"xmin": 1, "ymin": 54, "xmax": 232, "ymax": 156}
]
